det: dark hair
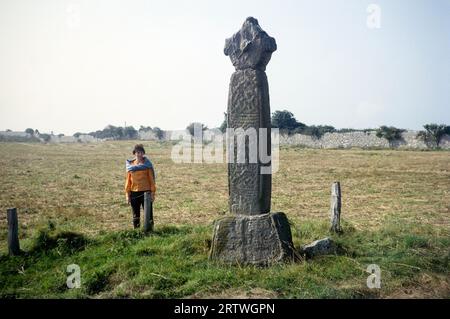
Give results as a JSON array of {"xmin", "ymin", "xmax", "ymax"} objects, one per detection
[{"xmin": 132, "ymin": 144, "xmax": 145, "ymax": 155}]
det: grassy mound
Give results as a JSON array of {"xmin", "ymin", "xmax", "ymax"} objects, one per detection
[{"xmin": 0, "ymin": 219, "xmax": 448, "ymax": 299}]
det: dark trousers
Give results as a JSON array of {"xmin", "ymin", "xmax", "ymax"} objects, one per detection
[{"xmin": 130, "ymin": 191, "xmax": 151, "ymax": 228}]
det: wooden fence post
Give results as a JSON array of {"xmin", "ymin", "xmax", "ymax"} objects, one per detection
[
  {"xmin": 7, "ymin": 208, "xmax": 20, "ymax": 255},
  {"xmin": 143, "ymin": 192, "xmax": 153, "ymax": 233},
  {"xmin": 330, "ymin": 182, "xmax": 342, "ymax": 233}
]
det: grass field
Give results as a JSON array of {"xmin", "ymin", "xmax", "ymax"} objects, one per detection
[{"xmin": 0, "ymin": 141, "xmax": 449, "ymax": 298}]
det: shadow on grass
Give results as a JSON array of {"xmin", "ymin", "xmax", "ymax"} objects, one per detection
[{"xmin": 29, "ymin": 229, "xmax": 91, "ymax": 255}]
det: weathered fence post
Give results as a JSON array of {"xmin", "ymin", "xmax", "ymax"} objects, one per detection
[
  {"xmin": 330, "ymin": 182, "xmax": 342, "ymax": 233},
  {"xmin": 143, "ymin": 192, "xmax": 153, "ymax": 233},
  {"xmin": 7, "ymin": 208, "xmax": 20, "ymax": 255}
]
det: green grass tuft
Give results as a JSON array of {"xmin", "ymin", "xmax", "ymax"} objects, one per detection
[{"xmin": 0, "ymin": 219, "xmax": 448, "ymax": 298}]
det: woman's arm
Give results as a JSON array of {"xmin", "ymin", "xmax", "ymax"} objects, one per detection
[
  {"xmin": 125, "ymin": 171, "xmax": 132, "ymax": 202},
  {"xmin": 146, "ymin": 168, "xmax": 156, "ymax": 201}
]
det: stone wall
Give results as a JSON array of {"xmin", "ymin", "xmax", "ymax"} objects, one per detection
[
  {"xmin": 279, "ymin": 130, "xmax": 450, "ymax": 150},
  {"xmin": 0, "ymin": 131, "xmax": 29, "ymax": 138},
  {"xmin": 157, "ymin": 129, "xmax": 450, "ymax": 150},
  {"xmin": 2, "ymin": 129, "xmax": 449, "ymax": 149},
  {"xmin": 138, "ymin": 130, "xmax": 159, "ymax": 140},
  {"xmin": 49, "ymin": 134, "xmax": 100, "ymax": 143}
]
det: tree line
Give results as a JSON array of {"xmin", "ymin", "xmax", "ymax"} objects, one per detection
[
  {"xmin": 10, "ymin": 110, "xmax": 450, "ymax": 148},
  {"xmin": 73, "ymin": 125, "xmax": 164, "ymax": 140}
]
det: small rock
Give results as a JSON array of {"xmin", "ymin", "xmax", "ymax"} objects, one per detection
[{"xmin": 300, "ymin": 237, "xmax": 336, "ymax": 258}]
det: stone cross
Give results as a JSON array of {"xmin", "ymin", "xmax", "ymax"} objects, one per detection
[
  {"xmin": 225, "ymin": 17, "xmax": 275, "ymax": 216},
  {"xmin": 210, "ymin": 18, "xmax": 294, "ymax": 265}
]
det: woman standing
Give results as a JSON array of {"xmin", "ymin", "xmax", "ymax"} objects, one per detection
[{"xmin": 124, "ymin": 144, "xmax": 156, "ymax": 228}]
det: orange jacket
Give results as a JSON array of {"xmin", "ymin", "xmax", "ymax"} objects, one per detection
[{"xmin": 124, "ymin": 160, "xmax": 156, "ymax": 194}]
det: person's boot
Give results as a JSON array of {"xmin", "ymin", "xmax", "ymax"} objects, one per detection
[{"xmin": 133, "ymin": 218, "xmax": 140, "ymax": 229}]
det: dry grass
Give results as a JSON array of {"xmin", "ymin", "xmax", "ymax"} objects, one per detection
[
  {"xmin": 0, "ymin": 141, "xmax": 449, "ymax": 250},
  {"xmin": 275, "ymin": 146, "xmax": 450, "ymax": 232},
  {"xmin": 0, "ymin": 141, "xmax": 449, "ymax": 298}
]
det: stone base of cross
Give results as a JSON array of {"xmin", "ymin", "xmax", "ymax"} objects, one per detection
[{"xmin": 210, "ymin": 212, "xmax": 295, "ymax": 265}]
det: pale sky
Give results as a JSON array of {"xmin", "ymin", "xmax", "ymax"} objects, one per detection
[{"xmin": 0, "ymin": 0, "xmax": 449, "ymax": 135}]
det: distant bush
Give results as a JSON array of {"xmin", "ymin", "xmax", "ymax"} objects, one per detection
[
  {"xmin": 219, "ymin": 113, "xmax": 227, "ymax": 133},
  {"xmin": 139, "ymin": 126, "xmax": 152, "ymax": 132},
  {"xmin": 271, "ymin": 110, "xmax": 337, "ymax": 138},
  {"xmin": 123, "ymin": 126, "xmax": 138, "ymax": 139},
  {"xmin": 25, "ymin": 128, "xmax": 34, "ymax": 135},
  {"xmin": 152, "ymin": 127, "xmax": 164, "ymax": 140},
  {"xmin": 271, "ymin": 110, "xmax": 306, "ymax": 135},
  {"xmin": 299, "ymin": 125, "xmax": 336, "ymax": 139},
  {"xmin": 88, "ymin": 125, "xmax": 137, "ymax": 140},
  {"xmin": 187, "ymin": 122, "xmax": 207, "ymax": 136},
  {"xmin": 376, "ymin": 126, "xmax": 405, "ymax": 147},
  {"xmin": 136, "ymin": 126, "xmax": 165, "ymax": 140},
  {"xmin": 417, "ymin": 124, "xmax": 450, "ymax": 148}
]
